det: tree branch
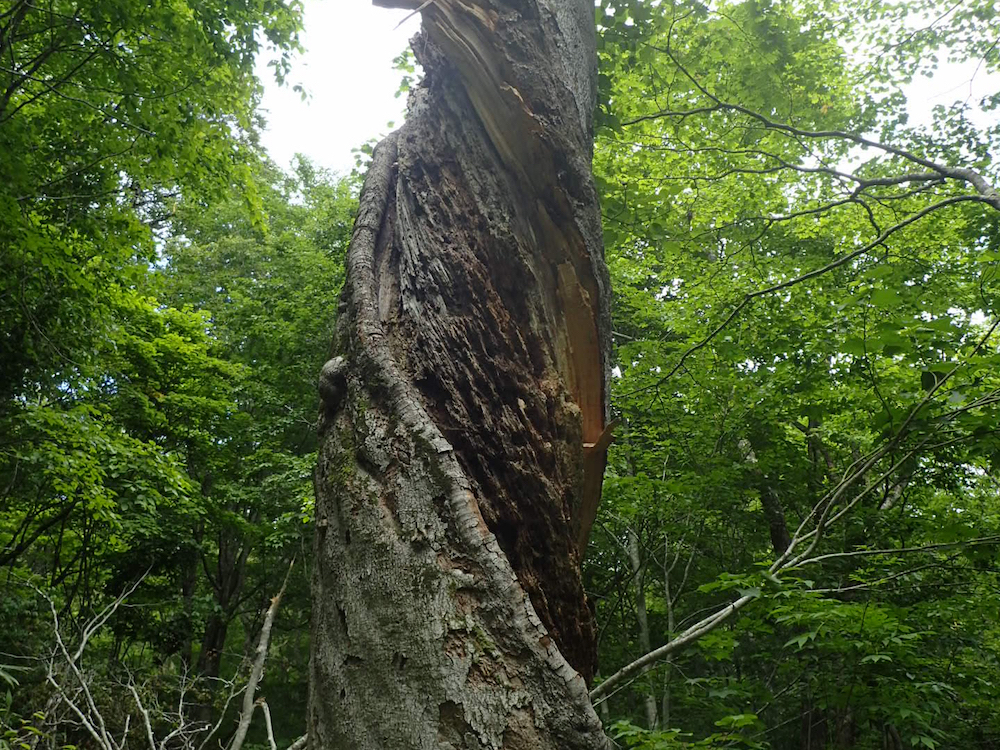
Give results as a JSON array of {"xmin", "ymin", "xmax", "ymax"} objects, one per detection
[
  {"xmin": 626, "ymin": 193, "xmax": 989, "ymax": 397},
  {"xmin": 787, "ymin": 535, "xmax": 1000, "ymax": 569},
  {"xmin": 260, "ymin": 701, "xmax": 278, "ymax": 750},
  {"xmin": 227, "ymin": 559, "xmax": 294, "ymax": 750},
  {"xmin": 595, "ymin": 315, "xmax": 1000, "ymax": 703}
]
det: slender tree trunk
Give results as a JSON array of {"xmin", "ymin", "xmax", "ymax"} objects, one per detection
[
  {"xmin": 308, "ymin": 0, "xmax": 612, "ymax": 747},
  {"xmin": 626, "ymin": 528, "xmax": 657, "ymax": 729},
  {"xmin": 196, "ymin": 534, "xmax": 250, "ymax": 680},
  {"xmin": 180, "ymin": 554, "xmax": 197, "ymax": 667},
  {"xmin": 662, "ymin": 538, "xmax": 677, "ymax": 730},
  {"xmin": 759, "ymin": 482, "xmax": 791, "ymax": 557},
  {"xmin": 741, "ymin": 438, "xmax": 791, "ymax": 557},
  {"xmin": 196, "ymin": 614, "xmax": 228, "ymax": 679},
  {"xmin": 801, "ymin": 703, "xmax": 827, "ymax": 750}
]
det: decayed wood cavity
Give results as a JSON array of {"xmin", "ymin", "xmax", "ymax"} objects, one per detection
[
  {"xmin": 421, "ymin": 0, "xmax": 609, "ymax": 447},
  {"xmin": 400, "ymin": 0, "xmax": 612, "ymax": 673}
]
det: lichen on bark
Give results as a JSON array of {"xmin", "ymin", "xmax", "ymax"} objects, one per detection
[{"xmin": 309, "ymin": 1, "xmax": 612, "ymax": 747}]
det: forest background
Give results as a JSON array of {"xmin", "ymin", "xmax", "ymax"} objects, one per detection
[{"xmin": 2, "ymin": 0, "xmax": 1000, "ymax": 748}]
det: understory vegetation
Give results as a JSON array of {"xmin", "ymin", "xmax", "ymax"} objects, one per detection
[{"xmin": 2, "ymin": 0, "xmax": 999, "ymax": 748}]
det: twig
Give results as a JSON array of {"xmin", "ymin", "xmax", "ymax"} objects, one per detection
[
  {"xmin": 787, "ymin": 535, "xmax": 1000, "ymax": 569},
  {"xmin": 393, "ymin": 0, "xmax": 433, "ymax": 30}
]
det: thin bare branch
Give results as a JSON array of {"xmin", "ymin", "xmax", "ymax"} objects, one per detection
[
  {"xmin": 788, "ymin": 535, "xmax": 1000, "ymax": 569},
  {"xmin": 129, "ymin": 682, "xmax": 157, "ymax": 750},
  {"xmin": 227, "ymin": 559, "xmax": 295, "ymax": 750},
  {"xmin": 591, "ymin": 592, "xmax": 757, "ymax": 702},
  {"xmin": 625, "ymin": 193, "xmax": 989, "ymax": 397}
]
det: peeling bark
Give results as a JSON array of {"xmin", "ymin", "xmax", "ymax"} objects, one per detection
[{"xmin": 308, "ymin": 1, "xmax": 611, "ymax": 748}]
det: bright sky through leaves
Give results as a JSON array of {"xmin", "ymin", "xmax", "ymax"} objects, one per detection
[
  {"xmin": 256, "ymin": 0, "xmax": 420, "ymax": 174},
  {"xmin": 258, "ymin": 1, "xmax": 998, "ymax": 176}
]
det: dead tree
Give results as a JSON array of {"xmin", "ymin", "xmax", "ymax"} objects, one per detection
[{"xmin": 309, "ymin": 0, "xmax": 613, "ymax": 747}]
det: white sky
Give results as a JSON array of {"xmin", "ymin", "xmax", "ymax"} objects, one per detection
[
  {"xmin": 905, "ymin": 59, "xmax": 998, "ymax": 132},
  {"xmin": 256, "ymin": 1, "xmax": 422, "ymax": 176},
  {"xmin": 254, "ymin": 2, "xmax": 998, "ymax": 177}
]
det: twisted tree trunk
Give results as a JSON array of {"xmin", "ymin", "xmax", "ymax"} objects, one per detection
[
  {"xmin": 308, "ymin": 0, "xmax": 612, "ymax": 747},
  {"xmin": 309, "ymin": 0, "xmax": 610, "ymax": 750}
]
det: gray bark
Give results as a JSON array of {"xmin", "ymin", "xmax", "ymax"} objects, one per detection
[
  {"xmin": 308, "ymin": 1, "xmax": 612, "ymax": 748},
  {"xmin": 626, "ymin": 528, "xmax": 657, "ymax": 729}
]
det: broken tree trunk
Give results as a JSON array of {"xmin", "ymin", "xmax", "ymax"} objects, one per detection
[{"xmin": 308, "ymin": 0, "xmax": 612, "ymax": 747}]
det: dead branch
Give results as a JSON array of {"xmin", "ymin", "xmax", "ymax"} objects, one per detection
[{"xmin": 227, "ymin": 559, "xmax": 295, "ymax": 750}]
